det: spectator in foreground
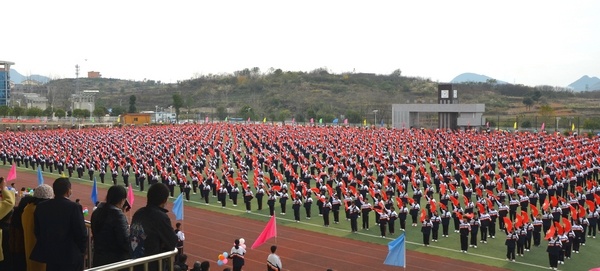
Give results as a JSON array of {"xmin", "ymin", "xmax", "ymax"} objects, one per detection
[
  {"xmin": 30, "ymin": 177, "xmax": 87, "ymax": 271},
  {"xmin": 91, "ymin": 185, "xmax": 130, "ymax": 267},
  {"xmin": 129, "ymin": 183, "xmax": 178, "ymax": 271},
  {"xmin": 22, "ymin": 184, "xmax": 53, "ymax": 271},
  {"xmin": 0, "ymin": 177, "xmax": 16, "ymax": 267}
]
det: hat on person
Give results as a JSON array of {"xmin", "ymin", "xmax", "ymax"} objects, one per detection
[{"xmin": 34, "ymin": 184, "xmax": 54, "ymax": 199}]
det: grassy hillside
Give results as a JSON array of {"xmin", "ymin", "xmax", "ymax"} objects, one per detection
[{"xmin": 36, "ymin": 69, "xmax": 600, "ymax": 126}]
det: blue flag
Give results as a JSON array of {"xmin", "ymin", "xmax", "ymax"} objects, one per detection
[
  {"xmin": 383, "ymin": 233, "xmax": 406, "ymax": 267},
  {"xmin": 332, "ymin": 118, "xmax": 339, "ymax": 124},
  {"xmin": 37, "ymin": 166, "xmax": 44, "ymax": 186},
  {"xmin": 172, "ymin": 193, "xmax": 184, "ymax": 220},
  {"xmin": 91, "ymin": 177, "xmax": 98, "ymax": 205}
]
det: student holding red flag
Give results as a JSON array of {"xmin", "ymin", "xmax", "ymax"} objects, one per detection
[
  {"xmin": 505, "ymin": 227, "xmax": 518, "ymax": 262},
  {"xmin": 547, "ymin": 232, "xmax": 562, "ymax": 270},
  {"xmin": 459, "ymin": 217, "xmax": 471, "ymax": 253}
]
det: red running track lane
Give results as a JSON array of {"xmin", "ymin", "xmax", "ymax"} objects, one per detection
[{"xmin": 3, "ymin": 168, "xmax": 509, "ymax": 271}]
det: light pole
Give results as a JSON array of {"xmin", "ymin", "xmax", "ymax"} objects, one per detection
[{"xmin": 373, "ymin": 110, "xmax": 379, "ymax": 126}]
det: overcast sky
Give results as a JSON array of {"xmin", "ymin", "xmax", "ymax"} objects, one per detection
[{"xmin": 3, "ymin": 0, "xmax": 599, "ymax": 87}]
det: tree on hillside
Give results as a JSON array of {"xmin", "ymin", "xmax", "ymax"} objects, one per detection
[
  {"xmin": 54, "ymin": 108, "xmax": 66, "ymax": 119},
  {"xmin": 94, "ymin": 107, "xmax": 107, "ymax": 118},
  {"xmin": 11, "ymin": 106, "xmax": 24, "ymax": 117},
  {"xmin": 522, "ymin": 97, "xmax": 534, "ymax": 111},
  {"xmin": 172, "ymin": 93, "xmax": 184, "ymax": 122},
  {"xmin": 391, "ymin": 69, "xmax": 402, "ymax": 77},
  {"xmin": 239, "ymin": 105, "xmax": 254, "ymax": 120},
  {"xmin": 532, "ymin": 90, "xmax": 542, "ymax": 102},
  {"xmin": 128, "ymin": 95, "xmax": 137, "ymax": 113},
  {"xmin": 0, "ymin": 105, "xmax": 10, "ymax": 117}
]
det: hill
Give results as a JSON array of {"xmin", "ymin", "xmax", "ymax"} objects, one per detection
[
  {"xmin": 568, "ymin": 75, "xmax": 600, "ymax": 91},
  {"xmin": 9, "ymin": 69, "xmax": 51, "ymax": 84},
  {"xmin": 450, "ymin": 73, "xmax": 507, "ymax": 84},
  {"xmin": 17, "ymin": 68, "xmax": 600, "ymax": 127}
]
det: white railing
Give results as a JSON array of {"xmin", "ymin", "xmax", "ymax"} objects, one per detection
[
  {"xmin": 84, "ymin": 248, "xmax": 177, "ymax": 271},
  {"xmin": 84, "ymin": 221, "xmax": 177, "ymax": 271}
]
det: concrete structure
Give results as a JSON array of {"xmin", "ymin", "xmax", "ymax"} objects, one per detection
[
  {"xmin": 392, "ymin": 83, "xmax": 485, "ymax": 129},
  {"xmin": 120, "ymin": 113, "xmax": 151, "ymax": 125},
  {"xmin": 142, "ymin": 111, "xmax": 176, "ymax": 123},
  {"xmin": 71, "ymin": 89, "xmax": 98, "ymax": 113},
  {"xmin": 0, "ymin": 60, "xmax": 15, "ymax": 106},
  {"xmin": 22, "ymin": 93, "xmax": 48, "ymax": 110}
]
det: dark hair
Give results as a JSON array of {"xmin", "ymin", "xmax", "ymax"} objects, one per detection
[
  {"xmin": 178, "ymin": 253, "xmax": 187, "ymax": 263},
  {"xmin": 176, "ymin": 222, "xmax": 182, "ymax": 228},
  {"xmin": 234, "ymin": 239, "xmax": 240, "ymax": 249},
  {"xmin": 147, "ymin": 183, "xmax": 170, "ymax": 206},
  {"xmin": 200, "ymin": 261, "xmax": 210, "ymax": 270},
  {"xmin": 106, "ymin": 185, "xmax": 127, "ymax": 205},
  {"xmin": 53, "ymin": 177, "xmax": 71, "ymax": 197},
  {"xmin": 270, "ymin": 245, "xmax": 277, "ymax": 253}
]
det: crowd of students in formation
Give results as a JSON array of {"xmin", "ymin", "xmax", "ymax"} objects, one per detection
[{"xmin": 1, "ymin": 123, "xmax": 600, "ymax": 270}]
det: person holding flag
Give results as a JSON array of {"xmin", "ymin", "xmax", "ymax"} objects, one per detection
[
  {"xmin": 547, "ymin": 232, "xmax": 562, "ymax": 270},
  {"xmin": 459, "ymin": 217, "xmax": 471, "ymax": 253},
  {"xmin": 348, "ymin": 201, "xmax": 360, "ymax": 233}
]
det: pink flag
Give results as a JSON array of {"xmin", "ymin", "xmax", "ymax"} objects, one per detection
[
  {"xmin": 486, "ymin": 122, "xmax": 489, "ymax": 128},
  {"xmin": 541, "ymin": 122, "xmax": 545, "ymax": 131},
  {"xmin": 251, "ymin": 215, "xmax": 277, "ymax": 249},
  {"xmin": 6, "ymin": 163, "xmax": 16, "ymax": 181},
  {"xmin": 247, "ymin": 117, "xmax": 250, "ymax": 122},
  {"xmin": 310, "ymin": 118, "xmax": 314, "ymax": 124},
  {"xmin": 292, "ymin": 118, "xmax": 295, "ymax": 123},
  {"xmin": 343, "ymin": 119, "xmax": 348, "ymax": 124},
  {"xmin": 205, "ymin": 116, "xmax": 209, "ymax": 123},
  {"xmin": 127, "ymin": 185, "xmax": 135, "ymax": 207}
]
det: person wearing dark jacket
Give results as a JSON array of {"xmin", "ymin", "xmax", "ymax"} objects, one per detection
[
  {"xmin": 30, "ymin": 178, "xmax": 87, "ymax": 271},
  {"xmin": 129, "ymin": 183, "xmax": 178, "ymax": 271},
  {"xmin": 91, "ymin": 185, "xmax": 130, "ymax": 267}
]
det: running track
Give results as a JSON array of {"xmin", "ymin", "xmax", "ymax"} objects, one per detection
[{"xmin": 2, "ymin": 167, "xmax": 509, "ymax": 271}]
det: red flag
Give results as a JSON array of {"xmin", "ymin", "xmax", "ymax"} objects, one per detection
[
  {"xmin": 504, "ymin": 217, "xmax": 513, "ymax": 233},
  {"xmin": 531, "ymin": 205, "xmax": 539, "ymax": 217},
  {"xmin": 250, "ymin": 215, "xmax": 277, "ymax": 249},
  {"xmin": 550, "ymin": 196, "xmax": 558, "ymax": 207},
  {"xmin": 476, "ymin": 202, "xmax": 485, "ymax": 214},
  {"xmin": 521, "ymin": 211, "xmax": 529, "ymax": 223},
  {"xmin": 579, "ymin": 205, "xmax": 586, "ymax": 219},
  {"xmin": 595, "ymin": 193, "xmax": 600, "ymax": 206},
  {"xmin": 562, "ymin": 217, "xmax": 572, "ymax": 233},
  {"xmin": 554, "ymin": 222, "xmax": 564, "ymax": 235},
  {"xmin": 420, "ymin": 209, "xmax": 427, "ymax": 222},
  {"xmin": 430, "ymin": 200, "xmax": 437, "ymax": 213},
  {"xmin": 542, "ymin": 198, "xmax": 550, "ymax": 210},
  {"xmin": 450, "ymin": 196, "xmax": 459, "ymax": 207},
  {"xmin": 463, "ymin": 195, "xmax": 469, "ymax": 205},
  {"xmin": 455, "ymin": 211, "xmax": 463, "ymax": 221},
  {"xmin": 439, "ymin": 202, "xmax": 447, "ymax": 210},
  {"xmin": 544, "ymin": 225, "xmax": 555, "ymax": 240},
  {"xmin": 440, "ymin": 185, "xmax": 446, "ymax": 195},
  {"xmin": 127, "ymin": 185, "xmax": 135, "ymax": 208},
  {"xmin": 587, "ymin": 200, "xmax": 596, "ymax": 212},
  {"xmin": 6, "ymin": 164, "xmax": 16, "ymax": 181},
  {"xmin": 407, "ymin": 197, "xmax": 415, "ymax": 205},
  {"xmin": 395, "ymin": 197, "xmax": 404, "ymax": 208}
]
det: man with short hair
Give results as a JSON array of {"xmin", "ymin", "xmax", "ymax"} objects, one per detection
[
  {"xmin": 30, "ymin": 177, "xmax": 87, "ymax": 271},
  {"xmin": 129, "ymin": 183, "xmax": 178, "ymax": 271},
  {"xmin": 267, "ymin": 245, "xmax": 282, "ymax": 271}
]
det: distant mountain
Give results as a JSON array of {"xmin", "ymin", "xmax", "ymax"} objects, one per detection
[
  {"xmin": 568, "ymin": 75, "xmax": 600, "ymax": 92},
  {"xmin": 450, "ymin": 73, "xmax": 507, "ymax": 84},
  {"xmin": 9, "ymin": 69, "xmax": 51, "ymax": 84}
]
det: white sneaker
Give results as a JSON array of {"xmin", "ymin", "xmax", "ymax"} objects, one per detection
[{"xmin": 474, "ymin": 246, "xmax": 477, "ymax": 248}]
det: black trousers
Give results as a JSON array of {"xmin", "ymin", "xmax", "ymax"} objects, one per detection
[{"xmin": 460, "ymin": 235, "xmax": 468, "ymax": 251}]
